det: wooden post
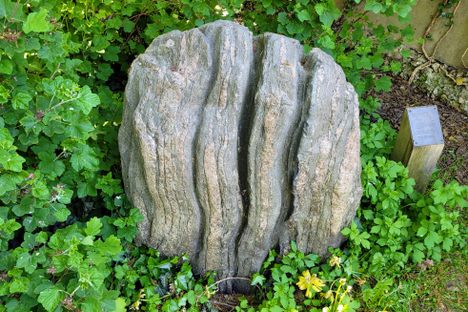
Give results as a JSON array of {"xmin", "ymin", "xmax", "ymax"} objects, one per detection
[{"xmin": 391, "ymin": 106, "xmax": 444, "ymax": 193}]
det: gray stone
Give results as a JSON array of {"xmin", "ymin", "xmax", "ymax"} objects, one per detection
[{"xmin": 119, "ymin": 20, "xmax": 362, "ymax": 288}]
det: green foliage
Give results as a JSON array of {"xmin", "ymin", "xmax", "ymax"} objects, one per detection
[
  {"xmin": 236, "ymin": 243, "xmax": 360, "ymax": 312},
  {"xmin": 0, "ymin": 0, "xmax": 464, "ymax": 311},
  {"xmin": 360, "ymin": 114, "xmax": 397, "ymax": 163},
  {"xmin": 341, "ymin": 159, "xmax": 466, "ymax": 309}
]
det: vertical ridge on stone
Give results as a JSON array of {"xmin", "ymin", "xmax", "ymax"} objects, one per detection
[
  {"xmin": 119, "ymin": 28, "xmax": 213, "ymax": 259},
  {"xmin": 282, "ymin": 48, "xmax": 362, "ymax": 255},
  {"xmin": 119, "ymin": 21, "xmax": 362, "ymax": 284},
  {"xmin": 236, "ymin": 34, "xmax": 304, "ymax": 277},
  {"xmin": 194, "ymin": 21, "xmax": 253, "ymax": 282}
]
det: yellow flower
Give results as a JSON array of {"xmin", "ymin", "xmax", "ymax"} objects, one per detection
[
  {"xmin": 321, "ymin": 290, "xmax": 333, "ymax": 300},
  {"xmin": 329, "ymin": 255, "xmax": 341, "ymax": 267},
  {"xmin": 296, "ymin": 270, "xmax": 325, "ymax": 298},
  {"xmin": 455, "ymin": 77, "xmax": 465, "ymax": 85}
]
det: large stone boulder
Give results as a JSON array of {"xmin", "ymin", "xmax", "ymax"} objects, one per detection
[{"xmin": 119, "ymin": 20, "xmax": 362, "ymax": 289}]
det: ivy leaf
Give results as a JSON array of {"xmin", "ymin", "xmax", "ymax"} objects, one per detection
[
  {"xmin": 76, "ymin": 86, "xmax": 100, "ymax": 115},
  {"xmin": 23, "ymin": 9, "xmax": 53, "ymax": 34},
  {"xmin": 85, "ymin": 217, "xmax": 102, "ymax": 236},
  {"xmin": 38, "ymin": 287, "xmax": 63, "ymax": 311}
]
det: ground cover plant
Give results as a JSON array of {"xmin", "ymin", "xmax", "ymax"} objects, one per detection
[{"xmin": 0, "ymin": 0, "xmax": 466, "ymax": 311}]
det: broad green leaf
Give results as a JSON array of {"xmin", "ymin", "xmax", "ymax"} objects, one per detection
[
  {"xmin": 0, "ymin": 173, "xmax": 22, "ymax": 196},
  {"xmin": 424, "ymin": 231, "xmax": 441, "ymax": 249},
  {"xmin": 442, "ymin": 237, "xmax": 453, "ymax": 251},
  {"xmin": 356, "ymin": 57, "xmax": 372, "ymax": 70},
  {"xmin": 53, "ymin": 205, "xmax": 70, "ymax": 222},
  {"xmin": 23, "ymin": 9, "xmax": 52, "ymax": 34},
  {"xmin": 76, "ymin": 86, "xmax": 100, "ymax": 115},
  {"xmin": 39, "ymin": 158, "xmax": 65, "ymax": 178},
  {"xmin": 0, "ymin": 58, "xmax": 13, "ymax": 74},
  {"xmin": 32, "ymin": 181, "xmax": 50, "ymax": 200},
  {"xmin": 0, "ymin": 0, "xmax": 14, "ymax": 18},
  {"xmin": 81, "ymin": 297, "xmax": 101, "ymax": 312},
  {"xmin": 9, "ymin": 276, "xmax": 30, "ymax": 293},
  {"xmin": 70, "ymin": 145, "xmax": 99, "ymax": 171},
  {"xmin": 12, "ymin": 92, "xmax": 32, "ymax": 109},
  {"xmin": 0, "ymin": 149, "xmax": 25, "ymax": 172},
  {"xmin": 16, "ymin": 252, "xmax": 36, "ymax": 273},
  {"xmin": 96, "ymin": 235, "xmax": 122, "ymax": 256},
  {"xmin": 318, "ymin": 35, "xmax": 335, "ymax": 50},
  {"xmin": 65, "ymin": 115, "xmax": 94, "ymax": 139},
  {"xmin": 81, "ymin": 235, "xmax": 94, "ymax": 245},
  {"xmin": 315, "ymin": 2, "xmax": 341, "ymax": 28},
  {"xmin": 364, "ymin": 0, "xmax": 383, "ymax": 13},
  {"xmin": 85, "ymin": 217, "xmax": 102, "ymax": 236},
  {"xmin": 416, "ymin": 226, "xmax": 427, "ymax": 237},
  {"xmin": 112, "ymin": 298, "xmax": 127, "ymax": 312},
  {"xmin": 296, "ymin": 9, "xmax": 311, "ymax": 22},
  {"xmin": 38, "ymin": 287, "xmax": 63, "ymax": 311},
  {"xmin": 251, "ymin": 273, "xmax": 266, "ymax": 286},
  {"xmin": 361, "ymin": 238, "xmax": 371, "ymax": 249},
  {"xmin": 374, "ymin": 76, "xmax": 392, "ymax": 92}
]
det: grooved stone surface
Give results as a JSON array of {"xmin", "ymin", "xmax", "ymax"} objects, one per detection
[{"xmin": 119, "ymin": 20, "xmax": 362, "ymax": 289}]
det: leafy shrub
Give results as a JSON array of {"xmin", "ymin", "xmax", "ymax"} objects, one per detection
[
  {"xmin": 236, "ymin": 243, "xmax": 360, "ymax": 312},
  {"xmin": 0, "ymin": 0, "xmax": 465, "ymax": 311}
]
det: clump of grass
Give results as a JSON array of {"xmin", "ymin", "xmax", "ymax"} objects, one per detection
[{"xmin": 402, "ymin": 251, "xmax": 467, "ymax": 311}]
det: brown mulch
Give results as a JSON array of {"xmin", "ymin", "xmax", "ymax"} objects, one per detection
[
  {"xmin": 210, "ymin": 293, "xmax": 246, "ymax": 311},
  {"xmin": 373, "ymin": 75, "xmax": 468, "ymax": 185}
]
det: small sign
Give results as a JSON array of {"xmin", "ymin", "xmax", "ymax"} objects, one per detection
[
  {"xmin": 391, "ymin": 105, "xmax": 444, "ymax": 193},
  {"xmin": 407, "ymin": 106, "xmax": 444, "ymax": 147}
]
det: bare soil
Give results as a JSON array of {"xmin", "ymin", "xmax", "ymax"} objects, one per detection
[{"xmin": 373, "ymin": 75, "xmax": 468, "ymax": 185}]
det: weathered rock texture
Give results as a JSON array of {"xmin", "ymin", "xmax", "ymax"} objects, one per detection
[{"xmin": 119, "ymin": 20, "xmax": 362, "ymax": 288}]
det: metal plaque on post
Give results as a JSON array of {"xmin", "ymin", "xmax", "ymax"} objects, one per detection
[{"xmin": 391, "ymin": 105, "xmax": 444, "ymax": 193}]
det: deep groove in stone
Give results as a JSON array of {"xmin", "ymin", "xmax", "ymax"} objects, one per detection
[
  {"xmin": 234, "ymin": 35, "xmax": 265, "ymax": 280},
  {"xmin": 284, "ymin": 55, "xmax": 318, "ymax": 222}
]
